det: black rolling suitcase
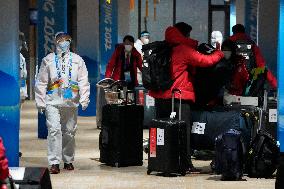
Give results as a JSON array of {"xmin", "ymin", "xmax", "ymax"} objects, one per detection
[
  {"xmin": 135, "ymin": 87, "xmax": 156, "ymax": 129},
  {"xmin": 276, "ymin": 153, "xmax": 284, "ymax": 189},
  {"xmin": 99, "ymin": 102, "xmax": 144, "ymax": 167},
  {"xmin": 147, "ymin": 89, "xmax": 188, "ymax": 176},
  {"xmin": 261, "ymin": 94, "xmax": 277, "ymax": 139},
  {"xmin": 9, "ymin": 167, "xmax": 52, "ymax": 189}
]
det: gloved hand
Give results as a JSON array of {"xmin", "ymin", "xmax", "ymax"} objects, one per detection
[
  {"xmin": 37, "ymin": 107, "xmax": 46, "ymax": 114},
  {"xmin": 82, "ymin": 105, "xmax": 88, "ymax": 111}
]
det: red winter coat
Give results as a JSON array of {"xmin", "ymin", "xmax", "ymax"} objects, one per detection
[
  {"xmin": 105, "ymin": 44, "xmax": 142, "ymax": 86},
  {"xmin": 149, "ymin": 26, "xmax": 224, "ymax": 101},
  {"xmin": 229, "ymin": 33, "xmax": 277, "ymax": 93},
  {"xmin": 0, "ymin": 138, "xmax": 9, "ymax": 181}
]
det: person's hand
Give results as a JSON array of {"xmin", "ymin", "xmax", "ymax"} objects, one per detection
[
  {"xmin": 37, "ymin": 107, "xmax": 46, "ymax": 114},
  {"xmin": 81, "ymin": 103, "xmax": 88, "ymax": 111},
  {"xmin": 82, "ymin": 105, "xmax": 88, "ymax": 111}
]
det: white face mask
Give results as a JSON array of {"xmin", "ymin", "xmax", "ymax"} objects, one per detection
[
  {"xmin": 223, "ymin": 51, "xmax": 232, "ymax": 60},
  {"xmin": 141, "ymin": 38, "xmax": 149, "ymax": 45},
  {"xmin": 124, "ymin": 45, "xmax": 133, "ymax": 52}
]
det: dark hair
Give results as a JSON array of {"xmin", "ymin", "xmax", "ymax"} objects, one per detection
[
  {"xmin": 140, "ymin": 31, "xmax": 150, "ymax": 37},
  {"xmin": 123, "ymin": 35, "xmax": 135, "ymax": 43},
  {"xmin": 232, "ymin": 24, "xmax": 245, "ymax": 34},
  {"xmin": 222, "ymin": 39, "xmax": 238, "ymax": 60},
  {"xmin": 221, "ymin": 40, "xmax": 235, "ymax": 51},
  {"xmin": 174, "ymin": 22, "xmax": 192, "ymax": 37}
]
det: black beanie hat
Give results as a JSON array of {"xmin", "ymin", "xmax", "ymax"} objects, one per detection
[{"xmin": 174, "ymin": 22, "xmax": 192, "ymax": 37}]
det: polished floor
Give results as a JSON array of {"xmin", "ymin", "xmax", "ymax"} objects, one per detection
[{"xmin": 19, "ymin": 101, "xmax": 276, "ymax": 189}]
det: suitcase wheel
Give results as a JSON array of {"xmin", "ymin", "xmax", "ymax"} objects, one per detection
[
  {"xmin": 180, "ymin": 171, "xmax": 186, "ymax": 176},
  {"xmin": 115, "ymin": 162, "xmax": 119, "ymax": 167},
  {"xmin": 147, "ymin": 170, "xmax": 151, "ymax": 175}
]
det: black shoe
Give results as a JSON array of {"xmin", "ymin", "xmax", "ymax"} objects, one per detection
[
  {"xmin": 50, "ymin": 164, "xmax": 60, "ymax": 174},
  {"xmin": 187, "ymin": 164, "xmax": 202, "ymax": 174},
  {"xmin": 64, "ymin": 163, "xmax": 74, "ymax": 170}
]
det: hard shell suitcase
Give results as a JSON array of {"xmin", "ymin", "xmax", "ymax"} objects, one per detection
[
  {"xmin": 99, "ymin": 103, "xmax": 144, "ymax": 167},
  {"xmin": 147, "ymin": 89, "xmax": 188, "ymax": 176},
  {"xmin": 135, "ymin": 87, "xmax": 156, "ymax": 129},
  {"xmin": 275, "ymin": 153, "xmax": 284, "ymax": 189},
  {"xmin": 261, "ymin": 97, "xmax": 277, "ymax": 139}
]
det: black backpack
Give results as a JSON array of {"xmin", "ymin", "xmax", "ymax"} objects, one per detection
[
  {"xmin": 141, "ymin": 41, "xmax": 173, "ymax": 91},
  {"xmin": 215, "ymin": 129, "xmax": 246, "ymax": 181},
  {"xmin": 235, "ymin": 39, "xmax": 256, "ymax": 72},
  {"xmin": 246, "ymin": 130, "xmax": 280, "ymax": 178},
  {"xmin": 195, "ymin": 43, "xmax": 234, "ymax": 106}
]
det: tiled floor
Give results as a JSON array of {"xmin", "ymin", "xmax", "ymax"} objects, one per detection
[{"xmin": 19, "ymin": 101, "xmax": 276, "ymax": 189}]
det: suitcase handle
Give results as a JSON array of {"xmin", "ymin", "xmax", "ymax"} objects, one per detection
[
  {"xmin": 96, "ymin": 78, "xmax": 115, "ymax": 87},
  {"xmin": 171, "ymin": 89, "xmax": 182, "ymax": 120},
  {"xmin": 109, "ymin": 80, "xmax": 128, "ymax": 90}
]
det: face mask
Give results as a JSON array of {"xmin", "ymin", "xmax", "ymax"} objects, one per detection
[
  {"xmin": 58, "ymin": 41, "xmax": 70, "ymax": 52},
  {"xmin": 223, "ymin": 51, "xmax": 232, "ymax": 60},
  {"xmin": 124, "ymin": 45, "xmax": 133, "ymax": 52},
  {"xmin": 141, "ymin": 38, "xmax": 149, "ymax": 45}
]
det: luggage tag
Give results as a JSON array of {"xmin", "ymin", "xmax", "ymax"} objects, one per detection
[
  {"xmin": 63, "ymin": 88, "xmax": 73, "ymax": 99},
  {"xmin": 191, "ymin": 122, "xmax": 206, "ymax": 135},
  {"xmin": 149, "ymin": 128, "xmax": 157, "ymax": 157}
]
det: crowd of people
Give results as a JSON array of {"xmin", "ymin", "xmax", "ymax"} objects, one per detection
[{"xmin": 0, "ymin": 22, "xmax": 277, "ymax": 184}]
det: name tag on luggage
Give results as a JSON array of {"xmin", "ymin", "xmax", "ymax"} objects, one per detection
[
  {"xmin": 9, "ymin": 167, "xmax": 25, "ymax": 180},
  {"xmin": 269, "ymin": 109, "xmax": 277, "ymax": 122},
  {"xmin": 191, "ymin": 122, "xmax": 206, "ymax": 135},
  {"xmin": 157, "ymin": 128, "xmax": 164, "ymax": 146}
]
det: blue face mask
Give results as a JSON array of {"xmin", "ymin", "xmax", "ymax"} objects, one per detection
[{"xmin": 58, "ymin": 41, "xmax": 70, "ymax": 52}]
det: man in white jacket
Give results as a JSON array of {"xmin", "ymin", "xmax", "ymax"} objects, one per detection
[
  {"xmin": 35, "ymin": 32, "xmax": 90, "ymax": 174},
  {"xmin": 134, "ymin": 31, "xmax": 150, "ymax": 85}
]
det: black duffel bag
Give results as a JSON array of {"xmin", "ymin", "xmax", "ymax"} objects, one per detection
[{"xmin": 191, "ymin": 110, "xmax": 241, "ymax": 150}]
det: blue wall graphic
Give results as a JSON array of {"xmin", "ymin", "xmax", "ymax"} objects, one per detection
[
  {"xmin": 278, "ymin": 0, "xmax": 284, "ymax": 152},
  {"xmin": 99, "ymin": 0, "xmax": 118, "ymax": 78},
  {"xmin": 37, "ymin": 0, "xmax": 67, "ymax": 139},
  {"xmin": 0, "ymin": 0, "xmax": 20, "ymax": 166}
]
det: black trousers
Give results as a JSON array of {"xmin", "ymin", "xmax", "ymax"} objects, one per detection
[{"xmin": 155, "ymin": 98, "xmax": 192, "ymax": 167}]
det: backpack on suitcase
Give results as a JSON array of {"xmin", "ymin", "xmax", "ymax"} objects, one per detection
[
  {"xmin": 240, "ymin": 90, "xmax": 280, "ymax": 178},
  {"xmin": 215, "ymin": 129, "xmax": 246, "ymax": 181},
  {"xmin": 147, "ymin": 89, "xmax": 188, "ymax": 176}
]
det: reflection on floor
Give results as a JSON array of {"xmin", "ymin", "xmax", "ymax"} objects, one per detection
[{"xmin": 19, "ymin": 101, "xmax": 275, "ymax": 189}]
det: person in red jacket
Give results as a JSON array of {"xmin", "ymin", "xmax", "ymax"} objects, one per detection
[
  {"xmin": 149, "ymin": 22, "xmax": 224, "ymax": 172},
  {"xmin": 105, "ymin": 35, "xmax": 142, "ymax": 89},
  {"xmin": 0, "ymin": 138, "xmax": 9, "ymax": 186},
  {"xmin": 227, "ymin": 24, "xmax": 277, "ymax": 96}
]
